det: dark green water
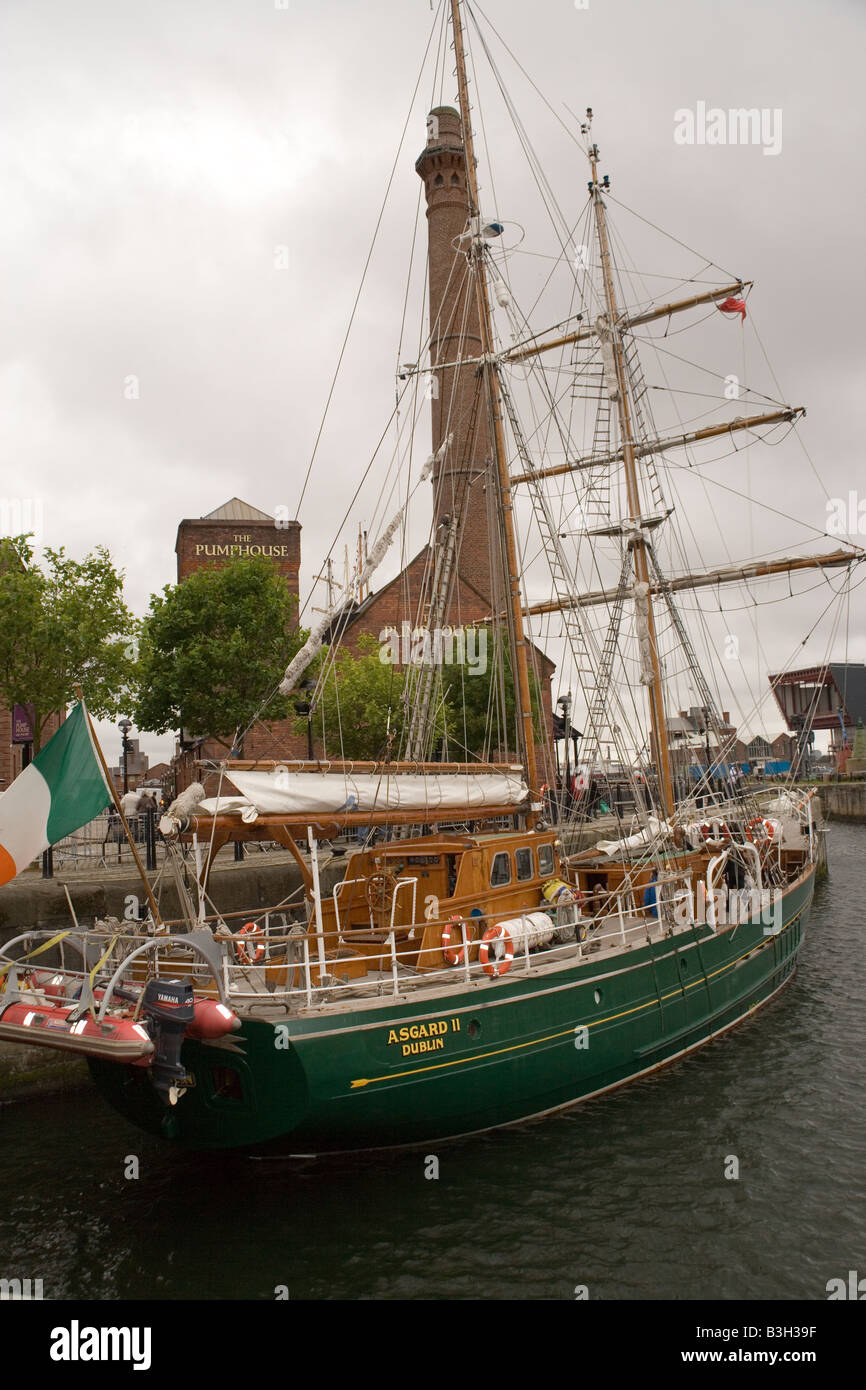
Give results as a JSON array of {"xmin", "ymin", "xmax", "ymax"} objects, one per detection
[{"xmin": 1, "ymin": 825, "xmax": 863, "ymax": 1301}]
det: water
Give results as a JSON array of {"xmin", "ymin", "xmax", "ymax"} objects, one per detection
[{"xmin": 2, "ymin": 825, "xmax": 863, "ymax": 1300}]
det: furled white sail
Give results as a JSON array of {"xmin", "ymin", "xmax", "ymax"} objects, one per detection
[
  {"xmin": 211, "ymin": 769, "xmax": 528, "ymax": 816},
  {"xmin": 278, "ymin": 435, "xmax": 452, "ymax": 697},
  {"xmin": 594, "ymin": 817, "xmax": 671, "ymax": 857}
]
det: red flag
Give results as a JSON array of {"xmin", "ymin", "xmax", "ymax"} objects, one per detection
[{"xmin": 717, "ymin": 296, "xmax": 747, "ymax": 321}]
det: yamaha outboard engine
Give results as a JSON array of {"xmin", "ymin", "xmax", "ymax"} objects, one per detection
[{"xmin": 141, "ymin": 978, "xmax": 195, "ymax": 1105}]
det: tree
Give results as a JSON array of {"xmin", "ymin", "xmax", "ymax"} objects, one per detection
[
  {"xmin": 0, "ymin": 535, "xmax": 137, "ymax": 751},
  {"xmin": 440, "ymin": 626, "xmax": 543, "ymax": 761},
  {"xmin": 308, "ymin": 635, "xmax": 406, "ymax": 760},
  {"xmin": 306, "ymin": 626, "xmax": 543, "ymax": 763},
  {"xmin": 133, "ymin": 557, "xmax": 305, "ymax": 748}
]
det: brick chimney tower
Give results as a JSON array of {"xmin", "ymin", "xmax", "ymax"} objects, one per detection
[{"xmin": 416, "ymin": 106, "xmax": 497, "ymax": 606}]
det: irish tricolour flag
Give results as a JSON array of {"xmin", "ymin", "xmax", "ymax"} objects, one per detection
[{"xmin": 0, "ymin": 703, "xmax": 113, "ymax": 886}]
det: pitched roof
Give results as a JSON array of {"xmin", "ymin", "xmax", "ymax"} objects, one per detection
[
  {"xmin": 337, "ymin": 544, "xmax": 556, "ymax": 675},
  {"xmin": 202, "ymin": 498, "xmax": 275, "ymax": 523}
]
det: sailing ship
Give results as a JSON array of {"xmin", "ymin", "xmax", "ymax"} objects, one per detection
[{"xmin": 1, "ymin": 0, "xmax": 861, "ymax": 1153}]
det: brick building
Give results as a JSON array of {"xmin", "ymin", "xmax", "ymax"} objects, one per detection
[
  {"xmin": 173, "ymin": 499, "xmax": 308, "ymax": 783},
  {"xmin": 0, "ymin": 547, "xmax": 64, "ymax": 791},
  {"xmin": 0, "ymin": 706, "xmax": 64, "ymax": 794},
  {"xmin": 107, "ymin": 736, "xmax": 150, "ymax": 795},
  {"xmin": 331, "ymin": 106, "xmax": 555, "ymax": 772},
  {"xmin": 175, "ymin": 497, "xmax": 300, "ymax": 592},
  {"xmin": 173, "ymin": 108, "xmax": 556, "ymax": 791},
  {"xmin": 412, "ymin": 105, "xmax": 499, "ymax": 604}
]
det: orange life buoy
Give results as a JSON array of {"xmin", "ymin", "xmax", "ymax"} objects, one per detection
[
  {"xmin": 745, "ymin": 817, "xmax": 774, "ymax": 845},
  {"xmin": 479, "ymin": 924, "xmax": 514, "ymax": 978},
  {"xmin": 701, "ymin": 820, "xmax": 730, "ymax": 841},
  {"xmin": 235, "ymin": 921, "xmax": 265, "ymax": 965},
  {"xmin": 441, "ymin": 917, "xmax": 468, "ymax": 967}
]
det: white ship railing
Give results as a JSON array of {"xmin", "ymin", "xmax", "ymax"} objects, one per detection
[{"xmin": 1, "ymin": 843, "xmax": 808, "ymax": 1018}]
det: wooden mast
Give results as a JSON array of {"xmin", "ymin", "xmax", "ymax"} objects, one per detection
[
  {"xmin": 449, "ymin": 0, "xmax": 540, "ymax": 816},
  {"xmin": 588, "ymin": 134, "xmax": 676, "ymax": 819}
]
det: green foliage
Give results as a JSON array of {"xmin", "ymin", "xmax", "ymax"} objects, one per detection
[
  {"xmin": 440, "ymin": 626, "xmax": 543, "ymax": 760},
  {"xmin": 307, "ymin": 635, "xmax": 406, "ymax": 759},
  {"xmin": 306, "ymin": 625, "xmax": 542, "ymax": 762},
  {"xmin": 133, "ymin": 557, "xmax": 305, "ymax": 747},
  {"xmin": 0, "ymin": 535, "xmax": 137, "ymax": 750}
]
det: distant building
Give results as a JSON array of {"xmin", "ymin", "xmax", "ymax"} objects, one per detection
[
  {"xmin": 0, "ymin": 706, "xmax": 64, "ymax": 794},
  {"xmin": 745, "ymin": 735, "xmax": 773, "ymax": 762},
  {"xmin": 175, "ymin": 497, "xmax": 301, "ymax": 593},
  {"xmin": 771, "ymin": 732, "xmax": 797, "ymax": 762},
  {"xmin": 0, "ymin": 536, "xmax": 64, "ymax": 790},
  {"xmin": 173, "ymin": 497, "xmax": 308, "ymax": 786},
  {"xmin": 770, "ymin": 662, "xmax": 866, "ymax": 770},
  {"xmin": 138, "ymin": 761, "xmax": 174, "ymax": 801},
  {"xmin": 108, "ymin": 737, "xmax": 149, "ymax": 795},
  {"xmin": 666, "ymin": 707, "xmax": 739, "ymax": 762}
]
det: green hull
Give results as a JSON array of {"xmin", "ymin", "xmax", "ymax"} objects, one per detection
[{"xmin": 89, "ymin": 869, "xmax": 814, "ymax": 1153}]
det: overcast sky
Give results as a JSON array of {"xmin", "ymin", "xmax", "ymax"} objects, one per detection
[{"xmin": 2, "ymin": 0, "xmax": 864, "ymax": 765}]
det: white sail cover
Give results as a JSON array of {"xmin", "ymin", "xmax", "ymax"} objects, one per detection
[
  {"xmin": 594, "ymin": 817, "xmax": 671, "ymax": 857},
  {"xmin": 201, "ymin": 769, "xmax": 528, "ymax": 817}
]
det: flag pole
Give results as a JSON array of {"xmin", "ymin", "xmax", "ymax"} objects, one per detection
[{"xmin": 74, "ymin": 687, "xmax": 164, "ymax": 928}]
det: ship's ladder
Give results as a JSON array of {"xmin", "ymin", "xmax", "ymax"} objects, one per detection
[{"xmin": 497, "ymin": 367, "xmax": 627, "ymax": 765}]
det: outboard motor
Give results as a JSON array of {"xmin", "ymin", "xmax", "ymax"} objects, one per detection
[{"xmin": 141, "ymin": 978, "xmax": 195, "ymax": 1105}]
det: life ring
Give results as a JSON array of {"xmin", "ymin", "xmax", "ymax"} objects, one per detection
[
  {"xmin": 745, "ymin": 817, "xmax": 774, "ymax": 845},
  {"xmin": 235, "ymin": 921, "xmax": 265, "ymax": 965},
  {"xmin": 479, "ymin": 925, "xmax": 514, "ymax": 978},
  {"xmin": 441, "ymin": 917, "xmax": 467, "ymax": 967},
  {"xmin": 700, "ymin": 820, "xmax": 730, "ymax": 841}
]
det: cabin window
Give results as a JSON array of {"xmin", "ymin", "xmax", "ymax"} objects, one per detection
[
  {"xmin": 515, "ymin": 847, "xmax": 533, "ymax": 881},
  {"xmin": 446, "ymin": 854, "xmax": 459, "ymax": 896},
  {"xmin": 490, "ymin": 852, "xmax": 511, "ymax": 886},
  {"xmin": 537, "ymin": 844, "xmax": 554, "ymax": 876}
]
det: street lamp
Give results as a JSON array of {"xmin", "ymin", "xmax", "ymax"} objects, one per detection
[
  {"xmin": 294, "ymin": 679, "xmax": 316, "ymax": 761},
  {"xmin": 118, "ymin": 717, "xmax": 133, "ymax": 794}
]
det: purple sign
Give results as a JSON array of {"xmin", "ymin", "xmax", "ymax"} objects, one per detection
[{"xmin": 12, "ymin": 703, "xmax": 35, "ymax": 744}]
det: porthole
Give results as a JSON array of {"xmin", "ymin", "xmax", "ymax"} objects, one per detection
[
  {"xmin": 593, "ymin": 989, "xmax": 601, "ymax": 1005},
  {"xmin": 468, "ymin": 1018, "xmax": 481, "ymax": 1039}
]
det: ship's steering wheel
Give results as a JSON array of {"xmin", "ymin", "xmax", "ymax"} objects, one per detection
[{"xmin": 365, "ymin": 870, "xmax": 398, "ymax": 919}]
